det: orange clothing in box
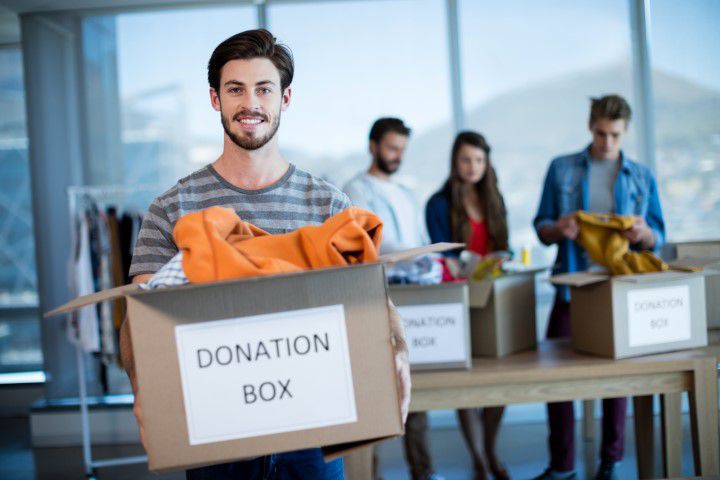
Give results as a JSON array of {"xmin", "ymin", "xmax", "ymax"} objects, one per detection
[
  {"xmin": 173, "ymin": 206, "xmax": 383, "ymax": 283},
  {"xmin": 575, "ymin": 211, "xmax": 667, "ymax": 275}
]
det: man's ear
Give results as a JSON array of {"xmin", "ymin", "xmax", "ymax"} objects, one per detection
[
  {"xmin": 210, "ymin": 88, "xmax": 221, "ymax": 112},
  {"xmin": 281, "ymin": 87, "xmax": 292, "ymax": 111},
  {"xmin": 369, "ymin": 140, "xmax": 378, "ymax": 157}
]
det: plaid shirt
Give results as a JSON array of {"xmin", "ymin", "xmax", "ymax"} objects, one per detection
[{"xmin": 144, "ymin": 252, "xmax": 189, "ymax": 289}]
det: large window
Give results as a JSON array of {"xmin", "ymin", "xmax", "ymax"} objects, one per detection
[
  {"xmin": 0, "ymin": 44, "xmax": 42, "ymax": 372},
  {"xmin": 459, "ymin": 0, "xmax": 635, "ymax": 257},
  {"xmin": 268, "ymin": 0, "xmax": 454, "ymax": 197},
  {"xmin": 86, "ymin": 5, "xmax": 258, "ymax": 187},
  {"xmin": 649, "ymin": 0, "xmax": 720, "ymax": 241}
]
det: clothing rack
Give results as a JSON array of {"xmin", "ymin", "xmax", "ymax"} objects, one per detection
[{"xmin": 66, "ymin": 184, "xmax": 163, "ymax": 479}]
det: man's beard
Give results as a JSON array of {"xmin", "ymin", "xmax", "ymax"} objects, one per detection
[
  {"xmin": 221, "ymin": 108, "xmax": 281, "ymax": 151},
  {"xmin": 375, "ymin": 153, "xmax": 401, "ymax": 175}
]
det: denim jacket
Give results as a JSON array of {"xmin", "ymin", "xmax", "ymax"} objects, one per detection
[{"xmin": 533, "ymin": 145, "xmax": 666, "ymax": 300}]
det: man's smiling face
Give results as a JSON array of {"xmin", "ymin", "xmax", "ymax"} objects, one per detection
[{"xmin": 210, "ymin": 58, "xmax": 291, "ymax": 150}]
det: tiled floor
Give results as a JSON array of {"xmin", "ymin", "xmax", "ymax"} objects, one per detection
[{"xmin": 0, "ymin": 409, "xmax": 701, "ymax": 480}]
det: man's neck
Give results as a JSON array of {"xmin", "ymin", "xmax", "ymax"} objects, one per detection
[
  {"xmin": 212, "ymin": 136, "xmax": 289, "ymax": 190},
  {"xmin": 589, "ymin": 144, "xmax": 621, "ymax": 162},
  {"xmin": 367, "ymin": 164, "xmax": 391, "ymax": 182}
]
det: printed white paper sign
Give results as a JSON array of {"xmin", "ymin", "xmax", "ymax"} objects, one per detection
[
  {"xmin": 397, "ymin": 302, "xmax": 467, "ymax": 365},
  {"xmin": 175, "ymin": 305, "xmax": 356, "ymax": 445},
  {"xmin": 627, "ymin": 285, "xmax": 691, "ymax": 347}
]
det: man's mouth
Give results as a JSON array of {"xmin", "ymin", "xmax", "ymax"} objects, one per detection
[{"xmin": 235, "ymin": 115, "xmax": 266, "ymax": 130}]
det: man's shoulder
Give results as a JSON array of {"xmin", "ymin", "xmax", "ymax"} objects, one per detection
[
  {"xmin": 550, "ymin": 149, "xmax": 586, "ymax": 169},
  {"xmin": 153, "ymin": 165, "xmax": 214, "ymax": 205},
  {"xmin": 291, "ymin": 166, "xmax": 349, "ymax": 201},
  {"xmin": 341, "ymin": 172, "xmax": 368, "ymax": 192}
]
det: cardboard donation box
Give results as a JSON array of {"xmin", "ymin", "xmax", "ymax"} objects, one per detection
[
  {"xmin": 669, "ymin": 258, "xmax": 720, "ymax": 329},
  {"xmin": 674, "ymin": 240, "xmax": 720, "ymax": 260},
  {"xmin": 468, "ymin": 268, "xmax": 545, "ymax": 358},
  {"xmin": 390, "ymin": 283, "xmax": 471, "ymax": 371},
  {"xmin": 46, "ymin": 243, "xmax": 460, "ymax": 473},
  {"xmin": 551, "ymin": 271, "xmax": 708, "ymax": 359}
]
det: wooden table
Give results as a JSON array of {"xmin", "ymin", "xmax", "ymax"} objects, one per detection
[{"xmin": 346, "ymin": 340, "xmax": 719, "ymax": 479}]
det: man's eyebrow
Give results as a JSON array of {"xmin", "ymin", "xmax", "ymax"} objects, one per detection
[{"xmin": 222, "ymin": 80, "xmax": 277, "ymax": 87}]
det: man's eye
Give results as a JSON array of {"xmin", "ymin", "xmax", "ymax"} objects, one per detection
[
  {"xmin": 258, "ymin": 88, "xmax": 271, "ymax": 94},
  {"xmin": 229, "ymin": 88, "xmax": 241, "ymax": 94}
]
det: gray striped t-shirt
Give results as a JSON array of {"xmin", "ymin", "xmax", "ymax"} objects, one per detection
[{"xmin": 129, "ymin": 164, "xmax": 351, "ymax": 276}]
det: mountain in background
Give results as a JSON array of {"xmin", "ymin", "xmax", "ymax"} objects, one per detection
[{"xmin": 288, "ymin": 63, "xmax": 720, "ymax": 244}]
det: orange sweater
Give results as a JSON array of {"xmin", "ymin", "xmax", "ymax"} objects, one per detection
[{"xmin": 173, "ymin": 206, "xmax": 383, "ymax": 283}]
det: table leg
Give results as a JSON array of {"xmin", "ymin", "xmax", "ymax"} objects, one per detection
[
  {"xmin": 583, "ymin": 399, "xmax": 596, "ymax": 442},
  {"xmin": 343, "ymin": 445, "xmax": 374, "ymax": 480},
  {"xmin": 633, "ymin": 395, "xmax": 655, "ymax": 479},
  {"xmin": 660, "ymin": 392, "xmax": 682, "ymax": 478},
  {"xmin": 688, "ymin": 358, "xmax": 720, "ymax": 476}
]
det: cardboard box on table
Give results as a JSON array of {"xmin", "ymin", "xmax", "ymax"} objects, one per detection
[
  {"xmin": 551, "ymin": 271, "xmax": 708, "ymax": 359},
  {"xmin": 389, "ymin": 283, "xmax": 471, "ymax": 371},
  {"xmin": 674, "ymin": 240, "xmax": 720, "ymax": 260},
  {"xmin": 668, "ymin": 257, "xmax": 720, "ymax": 329},
  {"xmin": 46, "ymin": 243, "xmax": 461, "ymax": 473},
  {"xmin": 467, "ymin": 267, "xmax": 547, "ymax": 358}
]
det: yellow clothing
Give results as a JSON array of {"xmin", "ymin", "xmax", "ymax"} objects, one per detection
[{"xmin": 575, "ymin": 211, "xmax": 667, "ymax": 275}]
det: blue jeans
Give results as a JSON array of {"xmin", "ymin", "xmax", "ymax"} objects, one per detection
[{"xmin": 185, "ymin": 448, "xmax": 344, "ymax": 480}]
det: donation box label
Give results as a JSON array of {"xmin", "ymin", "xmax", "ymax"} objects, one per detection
[
  {"xmin": 627, "ymin": 285, "xmax": 692, "ymax": 347},
  {"xmin": 397, "ymin": 302, "xmax": 467, "ymax": 365},
  {"xmin": 175, "ymin": 305, "xmax": 357, "ymax": 445}
]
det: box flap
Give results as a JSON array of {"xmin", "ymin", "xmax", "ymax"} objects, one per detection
[
  {"xmin": 378, "ymin": 242, "xmax": 464, "ymax": 264},
  {"xmin": 550, "ymin": 272, "xmax": 609, "ymax": 287},
  {"xmin": 468, "ymin": 280, "xmax": 493, "ymax": 308},
  {"xmin": 321, "ymin": 435, "xmax": 398, "ymax": 461},
  {"xmin": 614, "ymin": 271, "xmax": 699, "ymax": 283},
  {"xmin": 44, "ymin": 284, "xmax": 140, "ymax": 318},
  {"xmin": 668, "ymin": 257, "xmax": 720, "ymax": 271}
]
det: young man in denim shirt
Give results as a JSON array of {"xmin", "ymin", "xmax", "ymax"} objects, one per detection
[{"xmin": 532, "ymin": 95, "xmax": 665, "ymax": 480}]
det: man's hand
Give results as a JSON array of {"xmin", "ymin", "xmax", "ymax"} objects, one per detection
[
  {"xmin": 387, "ymin": 299, "xmax": 411, "ymax": 424},
  {"xmin": 622, "ymin": 216, "xmax": 655, "ymax": 249},
  {"xmin": 556, "ymin": 213, "xmax": 579, "ymax": 240}
]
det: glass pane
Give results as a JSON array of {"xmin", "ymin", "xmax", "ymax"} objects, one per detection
[
  {"xmin": 0, "ymin": 313, "xmax": 42, "ymax": 373},
  {"xmin": 91, "ymin": 5, "xmax": 258, "ymax": 187},
  {"xmin": 649, "ymin": 0, "xmax": 720, "ymax": 241},
  {"xmin": 0, "ymin": 43, "xmax": 42, "ymax": 372},
  {"xmin": 0, "ymin": 46, "xmax": 37, "ymax": 308},
  {"xmin": 459, "ymin": 0, "xmax": 635, "ymax": 259},
  {"xmin": 268, "ymin": 0, "xmax": 454, "ymax": 199}
]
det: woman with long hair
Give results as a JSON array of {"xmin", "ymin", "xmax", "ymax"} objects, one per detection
[{"xmin": 426, "ymin": 131, "xmax": 510, "ymax": 480}]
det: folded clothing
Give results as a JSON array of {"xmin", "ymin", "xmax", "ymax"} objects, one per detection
[
  {"xmin": 575, "ymin": 211, "xmax": 667, "ymax": 275},
  {"xmin": 173, "ymin": 206, "xmax": 383, "ymax": 283},
  {"xmin": 385, "ymin": 255, "xmax": 443, "ymax": 285}
]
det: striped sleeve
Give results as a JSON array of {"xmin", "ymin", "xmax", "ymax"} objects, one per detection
[{"xmin": 128, "ymin": 197, "xmax": 178, "ymax": 277}]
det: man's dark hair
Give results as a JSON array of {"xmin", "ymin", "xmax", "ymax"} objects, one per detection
[
  {"xmin": 208, "ymin": 29, "xmax": 294, "ymax": 93},
  {"xmin": 368, "ymin": 117, "xmax": 412, "ymax": 144},
  {"xmin": 589, "ymin": 94, "xmax": 632, "ymax": 124}
]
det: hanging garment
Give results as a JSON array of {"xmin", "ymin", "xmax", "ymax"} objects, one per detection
[
  {"xmin": 173, "ymin": 206, "xmax": 383, "ymax": 283},
  {"xmin": 66, "ymin": 214, "xmax": 101, "ymax": 352},
  {"xmin": 106, "ymin": 208, "xmax": 126, "ymax": 330},
  {"xmin": 575, "ymin": 211, "xmax": 668, "ymax": 275},
  {"xmin": 119, "ymin": 212, "xmax": 135, "ymax": 285}
]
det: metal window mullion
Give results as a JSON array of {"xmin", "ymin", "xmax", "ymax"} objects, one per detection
[
  {"xmin": 629, "ymin": 0, "xmax": 657, "ymax": 173},
  {"xmin": 446, "ymin": 0, "xmax": 465, "ymax": 132}
]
